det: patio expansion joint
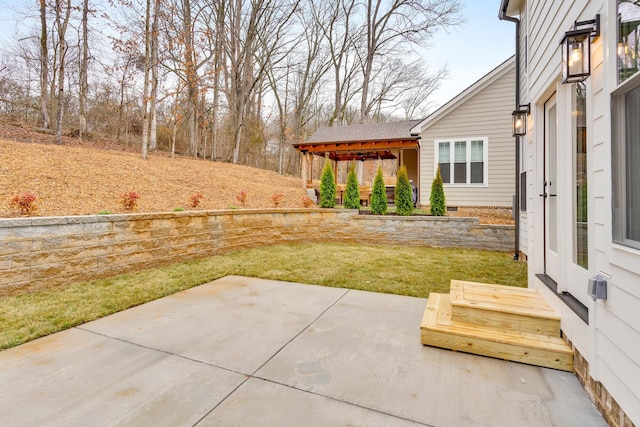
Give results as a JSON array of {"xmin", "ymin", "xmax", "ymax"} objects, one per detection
[
  {"xmin": 73, "ymin": 326, "xmax": 247, "ymax": 377},
  {"xmin": 191, "ymin": 286, "xmax": 353, "ymax": 426},
  {"xmin": 251, "ymin": 376, "xmax": 436, "ymax": 427}
]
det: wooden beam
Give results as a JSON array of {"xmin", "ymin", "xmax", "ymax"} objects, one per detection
[{"xmin": 294, "ymin": 139, "xmax": 419, "ymax": 153}]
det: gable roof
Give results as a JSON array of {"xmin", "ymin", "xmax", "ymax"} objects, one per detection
[
  {"xmin": 293, "ymin": 119, "xmax": 422, "ymax": 161},
  {"xmin": 303, "ymin": 120, "xmax": 421, "ymax": 145},
  {"xmin": 410, "ymin": 56, "xmax": 516, "ymax": 134}
]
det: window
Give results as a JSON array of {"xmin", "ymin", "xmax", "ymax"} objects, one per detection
[
  {"xmin": 438, "ymin": 142, "xmax": 450, "ymax": 184},
  {"xmin": 613, "ymin": 2, "xmax": 640, "ymax": 250},
  {"xmin": 573, "ymin": 82, "xmax": 588, "ymax": 268},
  {"xmin": 435, "ymin": 138, "xmax": 488, "ymax": 185},
  {"xmin": 454, "ymin": 141, "xmax": 467, "ymax": 183},
  {"xmin": 618, "ymin": 1, "xmax": 640, "ymax": 84},
  {"xmin": 519, "ymin": 138, "xmax": 527, "ymax": 211}
]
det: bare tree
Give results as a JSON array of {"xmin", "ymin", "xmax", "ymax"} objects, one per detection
[
  {"xmin": 358, "ymin": 0, "xmax": 461, "ymax": 123},
  {"xmin": 141, "ymin": 0, "xmax": 151, "ymax": 159},
  {"xmin": 319, "ymin": 0, "xmax": 361, "ymax": 126},
  {"xmin": 78, "ymin": 0, "xmax": 89, "ymax": 140},
  {"xmin": 224, "ymin": 0, "xmax": 300, "ymax": 165},
  {"xmin": 39, "ymin": 0, "xmax": 50, "ymax": 129},
  {"xmin": 54, "ymin": 0, "xmax": 72, "ymax": 144},
  {"xmin": 148, "ymin": 0, "xmax": 160, "ymax": 151}
]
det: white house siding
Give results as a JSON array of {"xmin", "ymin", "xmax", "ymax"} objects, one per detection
[
  {"xmin": 514, "ymin": 0, "xmax": 640, "ymax": 423},
  {"xmin": 519, "ymin": 5, "xmax": 529, "ymax": 257},
  {"xmin": 418, "ymin": 63, "xmax": 516, "ymax": 207}
]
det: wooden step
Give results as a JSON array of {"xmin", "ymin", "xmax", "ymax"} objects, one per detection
[
  {"xmin": 421, "ymin": 293, "xmax": 574, "ymax": 372},
  {"xmin": 449, "ymin": 280, "xmax": 561, "ymax": 337}
]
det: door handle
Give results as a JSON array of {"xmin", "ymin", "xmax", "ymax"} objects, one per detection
[
  {"xmin": 540, "ymin": 193, "xmax": 547, "ymax": 198},
  {"xmin": 549, "ymin": 194, "xmax": 557, "ymax": 197}
]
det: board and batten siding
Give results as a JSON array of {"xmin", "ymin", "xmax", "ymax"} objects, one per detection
[
  {"xmin": 418, "ymin": 61, "xmax": 515, "ymax": 207},
  {"xmin": 517, "ymin": 0, "xmax": 640, "ymax": 423}
]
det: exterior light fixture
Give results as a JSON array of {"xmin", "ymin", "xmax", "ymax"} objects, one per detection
[
  {"xmin": 512, "ymin": 104, "xmax": 530, "ymax": 136},
  {"xmin": 561, "ymin": 14, "xmax": 600, "ymax": 83}
]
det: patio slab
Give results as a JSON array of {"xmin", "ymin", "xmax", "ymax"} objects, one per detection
[{"xmin": 0, "ymin": 275, "xmax": 605, "ymax": 426}]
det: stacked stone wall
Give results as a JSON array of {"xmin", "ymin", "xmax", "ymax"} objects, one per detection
[{"xmin": 0, "ymin": 209, "xmax": 514, "ymax": 296}]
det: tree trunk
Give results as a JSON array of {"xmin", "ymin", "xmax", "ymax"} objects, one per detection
[
  {"xmin": 141, "ymin": 0, "xmax": 151, "ymax": 159},
  {"xmin": 149, "ymin": 0, "xmax": 160, "ymax": 151},
  {"xmin": 79, "ymin": 0, "xmax": 89, "ymax": 140},
  {"xmin": 39, "ymin": 0, "xmax": 50, "ymax": 129},
  {"xmin": 55, "ymin": 0, "xmax": 71, "ymax": 144}
]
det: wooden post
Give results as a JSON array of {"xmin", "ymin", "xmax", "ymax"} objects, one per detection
[{"xmin": 301, "ymin": 151, "xmax": 308, "ymax": 188}]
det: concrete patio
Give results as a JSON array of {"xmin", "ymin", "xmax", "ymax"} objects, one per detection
[{"xmin": 0, "ymin": 275, "xmax": 605, "ymax": 426}]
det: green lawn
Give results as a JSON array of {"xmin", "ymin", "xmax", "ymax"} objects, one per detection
[{"xmin": 0, "ymin": 243, "xmax": 526, "ymax": 350}]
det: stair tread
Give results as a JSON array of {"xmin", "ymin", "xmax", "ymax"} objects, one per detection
[
  {"xmin": 450, "ymin": 280, "xmax": 560, "ymax": 320},
  {"xmin": 421, "ymin": 293, "xmax": 573, "ymax": 354}
]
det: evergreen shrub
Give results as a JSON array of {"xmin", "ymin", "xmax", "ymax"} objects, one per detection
[
  {"xmin": 343, "ymin": 165, "xmax": 360, "ymax": 209},
  {"xmin": 370, "ymin": 166, "xmax": 387, "ymax": 215},
  {"xmin": 395, "ymin": 166, "xmax": 413, "ymax": 216},
  {"xmin": 430, "ymin": 165, "xmax": 446, "ymax": 216},
  {"xmin": 320, "ymin": 161, "xmax": 336, "ymax": 208}
]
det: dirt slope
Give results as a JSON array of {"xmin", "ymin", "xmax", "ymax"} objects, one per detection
[{"xmin": 0, "ymin": 135, "xmax": 307, "ymax": 218}]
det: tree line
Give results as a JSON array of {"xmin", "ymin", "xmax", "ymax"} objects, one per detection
[{"xmin": 0, "ymin": 0, "xmax": 461, "ymax": 175}]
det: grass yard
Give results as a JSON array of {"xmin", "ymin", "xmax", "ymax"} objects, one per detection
[{"xmin": 0, "ymin": 243, "xmax": 527, "ymax": 350}]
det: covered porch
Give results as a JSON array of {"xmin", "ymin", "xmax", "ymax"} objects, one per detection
[{"xmin": 293, "ymin": 120, "xmax": 421, "ymax": 205}]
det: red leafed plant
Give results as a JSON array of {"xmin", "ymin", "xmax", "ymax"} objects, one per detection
[
  {"xmin": 271, "ymin": 193, "xmax": 284, "ymax": 208},
  {"xmin": 301, "ymin": 195, "xmax": 315, "ymax": 208},
  {"xmin": 190, "ymin": 192, "xmax": 204, "ymax": 208},
  {"xmin": 236, "ymin": 190, "xmax": 248, "ymax": 208},
  {"xmin": 120, "ymin": 191, "xmax": 140, "ymax": 211},
  {"xmin": 10, "ymin": 192, "xmax": 38, "ymax": 215}
]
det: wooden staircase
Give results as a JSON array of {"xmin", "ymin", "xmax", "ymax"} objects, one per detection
[{"xmin": 420, "ymin": 280, "xmax": 574, "ymax": 371}]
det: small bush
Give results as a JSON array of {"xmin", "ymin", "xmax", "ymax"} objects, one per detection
[
  {"xmin": 370, "ymin": 166, "xmax": 387, "ymax": 215},
  {"xmin": 10, "ymin": 192, "xmax": 38, "ymax": 215},
  {"xmin": 343, "ymin": 165, "xmax": 360, "ymax": 209},
  {"xmin": 395, "ymin": 166, "xmax": 413, "ymax": 216},
  {"xmin": 319, "ymin": 161, "xmax": 336, "ymax": 208},
  {"xmin": 271, "ymin": 193, "xmax": 284, "ymax": 208},
  {"xmin": 190, "ymin": 192, "xmax": 203, "ymax": 208},
  {"xmin": 430, "ymin": 166, "xmax": 446, "ymax": 216},
  {"xmin": 97, "ymin": 210, "xmax": 112, "ymax": 215},
  {"xmin": 120, "ymin": 191, "xmax": 140, "ymax": 211},
  {"xmin": 302, "ymin": 195, "xmax": 315, "ymax": 208},
  {"xmin": 173, "ymin": 207, "xmax": 185, "ymax": 212},
  {"xmin": 236, "ymin": 191, "xmax": 248, "ymax": 208}
]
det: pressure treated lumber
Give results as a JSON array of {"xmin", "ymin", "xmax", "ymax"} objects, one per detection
[{"xmin": 420, "ymin": 282, "xmax": 574, "ymax": 372}]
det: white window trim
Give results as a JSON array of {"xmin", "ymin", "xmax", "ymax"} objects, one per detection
[{"xmin": 434, "ymin": 137, "xmax": 489, "ymax": 187}]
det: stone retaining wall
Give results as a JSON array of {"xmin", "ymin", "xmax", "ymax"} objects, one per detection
[{"xmin": 0, "ymin": 209, "xmax": 514, "ymax": 296}]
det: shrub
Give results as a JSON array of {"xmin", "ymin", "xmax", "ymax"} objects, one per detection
[
  {"xmin": 343, "ymin": 165, "xmax": 360, "ymax": 209},
  {"xmin": 319, "ymin": 160, "xmax": 336, "ymax": 208},
  {"xmin": 190, "ymin": 192, "xmax": 203, "ymax": 208},
  {"xmin": 236, "ymin": 190, "xmax": 248, "ymax": 208},
  {"xmin": 97, "ymin": 210, "xmax": 112, "ymax": 215},
  {"xmin": 120, "ymin": 191, "xmax": 140, "ymax": 211},
  {"xmin": 10, "ymin": 192, "xmax": 38, "ymax": 215},
  {"xmin": 430, "ymin": 166, "xmax": 446, "ymax": 216},
  {"xmin": 271, "ymin": 193, "xmax": 284, "ymax": 207},
  {"xmin": 301, "ymin": 195, "xmax": 315, "ymax": 208},
  {"xmin": 173, "ymin": 207, "xmax": 185, "ymax": 212},
  {"xmin": 370, "ymin": 166, "xmax": 387, "ymax": 215},
  {"xmin": 395, "ymin": 166, "xmax": 413, "ymax": 216}
]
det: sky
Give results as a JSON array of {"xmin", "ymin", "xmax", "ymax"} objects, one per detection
[
  {"xmin": 0, "ymin": 0, "xmax": 515, "ymax": 113},
  {"xmin": 426, "ymin": 1, "xmax": 515, "ymax": 109}
]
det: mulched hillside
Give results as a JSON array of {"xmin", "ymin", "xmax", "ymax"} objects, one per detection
[{"xmin": 0, "ymin": 123, "xmax": 308, "ymax": 218}]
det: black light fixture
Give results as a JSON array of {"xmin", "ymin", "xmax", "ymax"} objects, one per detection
[
  {"xmin": 561, "ymin": 14, "xmax": 600, "ymax": 84},
  {"xmin": 512, "ymin": 104, "xmax": 530, "ymax": 136}
]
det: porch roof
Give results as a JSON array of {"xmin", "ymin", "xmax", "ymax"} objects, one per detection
[{"xmin": 294, "ymin": 120, "xmax": 421, "ymax": 161}]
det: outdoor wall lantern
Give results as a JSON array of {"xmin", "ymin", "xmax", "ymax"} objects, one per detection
[
  {"xmin": 512, "ymin": 104, "xmax": 530, "ymax": 136},
  {"xmin": 561, "ymin": 14, "xmax": 600, "ymax": 83}
]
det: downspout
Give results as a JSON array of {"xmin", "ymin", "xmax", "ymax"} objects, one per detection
[{"xmin": 499, "ymin": 1, "xmax": 521, "ymax": 261}]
